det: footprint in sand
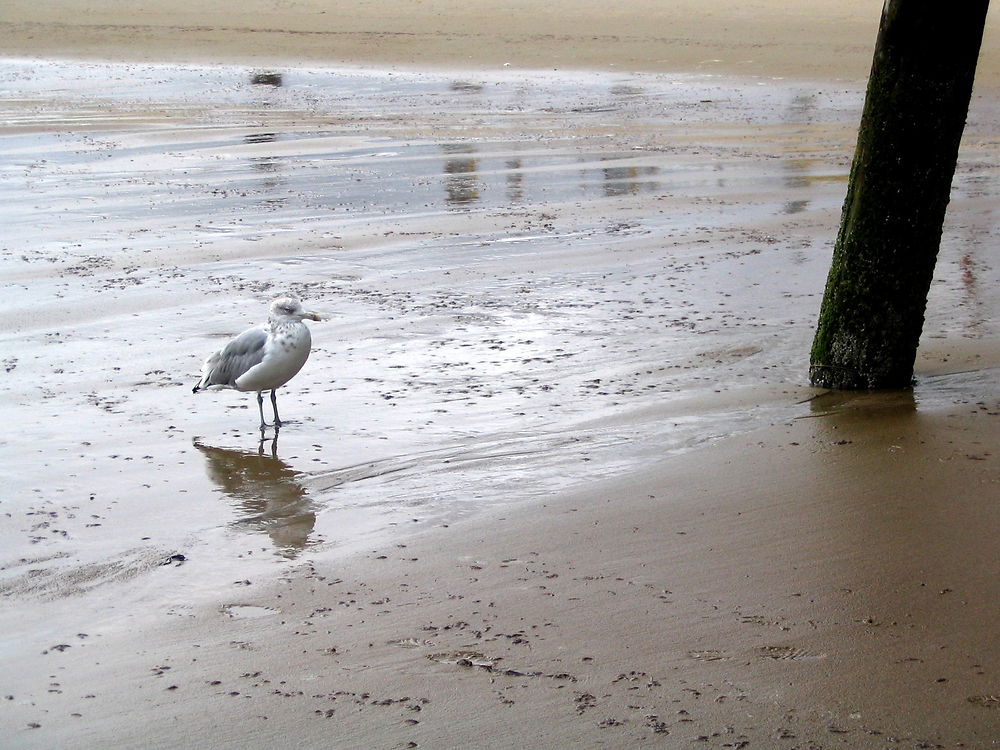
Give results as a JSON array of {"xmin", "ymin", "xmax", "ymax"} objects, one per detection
[
  {"xmin": 220, "ymin": 604, "xmax": 280, "ymax": 619},
  {"xmin": 754, "ymin": 645, "xmax": 826, "ymax": 661},
  {"xmin": 427, "ymin": 650, "xmax": 496, "ymax": 668},
  {"xmin": 966, "ymin": 694, "xmax": 999, "ymax": 708},
  {"xmin": 427, "ymin": 651, "xmax": 577, "ymax": 681},
  {"xmin": 686, "ymin": 646, "xmax": 827, "ymax": 662},
  {"xmin": 686, "ymin": 649, "xmax": 735, "ymax": 662},
  {"xmin": 391, "ymin": 638, "xmax": 435, "ymax": 649}
]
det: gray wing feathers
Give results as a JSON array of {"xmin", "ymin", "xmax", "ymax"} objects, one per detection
[{"xmin": 197, "ymin": 326, "xmax": 268, "ymax": 389}]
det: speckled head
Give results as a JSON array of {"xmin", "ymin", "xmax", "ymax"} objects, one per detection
[{"xmin": 269, "ymin": 296, "xmax": 321, "ymax": 322}]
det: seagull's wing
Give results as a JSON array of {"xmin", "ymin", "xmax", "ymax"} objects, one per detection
[{"xmin": 196, "ymin": 325, "xmax": 269, "ymax": 389}]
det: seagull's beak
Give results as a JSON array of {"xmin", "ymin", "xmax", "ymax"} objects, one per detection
[{"xmin": 305, "ymin": 311, "xmax": 322, "ymax": 322}]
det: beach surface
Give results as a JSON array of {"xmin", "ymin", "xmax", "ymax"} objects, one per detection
[{"xmin": 1, "ymin": 2, "xmax": 999, "ymax": 748}]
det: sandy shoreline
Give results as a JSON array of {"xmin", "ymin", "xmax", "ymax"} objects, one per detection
[
  {"xmin": 0, "ymin": 0, "xmax": 998, "ymax": 86},
  {"xmin": 2, "ymin": 2, "xmax": 999, "ymax": 748},
  {"xmin": 7, "ymin": 395, "xmax": 1000, "ymax": 748},
  {"xmin": 0, "ymin": 0, "xmax": 877, "ymax": 80}
]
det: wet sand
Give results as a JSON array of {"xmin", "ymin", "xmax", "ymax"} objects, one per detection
[{"xmin": 2, "ymin": 2, "xmax": 999, "ymax": 749}]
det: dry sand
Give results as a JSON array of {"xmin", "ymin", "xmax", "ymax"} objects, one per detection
[
  {"xmin": 1, "ymin": 1, "xmax": 999, "ymax": 749},
  {"xmin": 0, "ymin": 0, "xmax": 884, "ymax": 79},
  {"xmin": 1, "ymin": 0, "xmax": 998, "ymax": 85}
]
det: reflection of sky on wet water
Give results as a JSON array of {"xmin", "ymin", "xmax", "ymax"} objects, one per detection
[
  {"xmin": 440, "ymin": 145, "xmax": 666, "ymax": 206},
  {"xmin": 0, "ymin": 58, "xmax": 862, "ymax": 263},
  {"xmin": 0, "ymin": 128, "xmax": 844, "ymax": 258}
]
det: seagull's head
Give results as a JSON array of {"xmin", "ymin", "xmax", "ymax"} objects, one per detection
[{"xmin": 270, "ymin": 296, "xmax": 322, "ymax": 322}]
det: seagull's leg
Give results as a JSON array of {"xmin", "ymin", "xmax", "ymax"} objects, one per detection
[
  {"xmin": 256, "ymin": 391, "xmax": 269, "ymax": 430},
  {"xmin": 271, "ymin": 389, "xmax": 282, "ymax": 428}
]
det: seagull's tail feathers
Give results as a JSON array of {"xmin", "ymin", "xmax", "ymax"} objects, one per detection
[
  {"xmin": 192, "ymin": 351, "xmax": 236, "ymax": 394},
  {"xmin": 192, "ymin": 372, "xmax": 233, "ymax": 394}
]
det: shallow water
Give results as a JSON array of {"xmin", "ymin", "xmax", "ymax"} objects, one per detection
[{"xmin": 1, "ymin": 59, "xmax": 997, "ymax": 623}]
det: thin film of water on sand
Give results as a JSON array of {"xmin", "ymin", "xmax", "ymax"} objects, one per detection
[{"xmin": 0, "ymin": 60, "xmax": 997, "ymax": 613}]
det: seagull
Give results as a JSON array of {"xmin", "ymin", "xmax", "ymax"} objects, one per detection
[{"xmin": 193, "ymin": 296, "xmax": 321, "ymax": 429}]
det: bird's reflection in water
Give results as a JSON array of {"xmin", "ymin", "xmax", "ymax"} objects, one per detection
[{"xmin": 194, "ymin": 434, "xmax": 316, "ymax": 558}]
